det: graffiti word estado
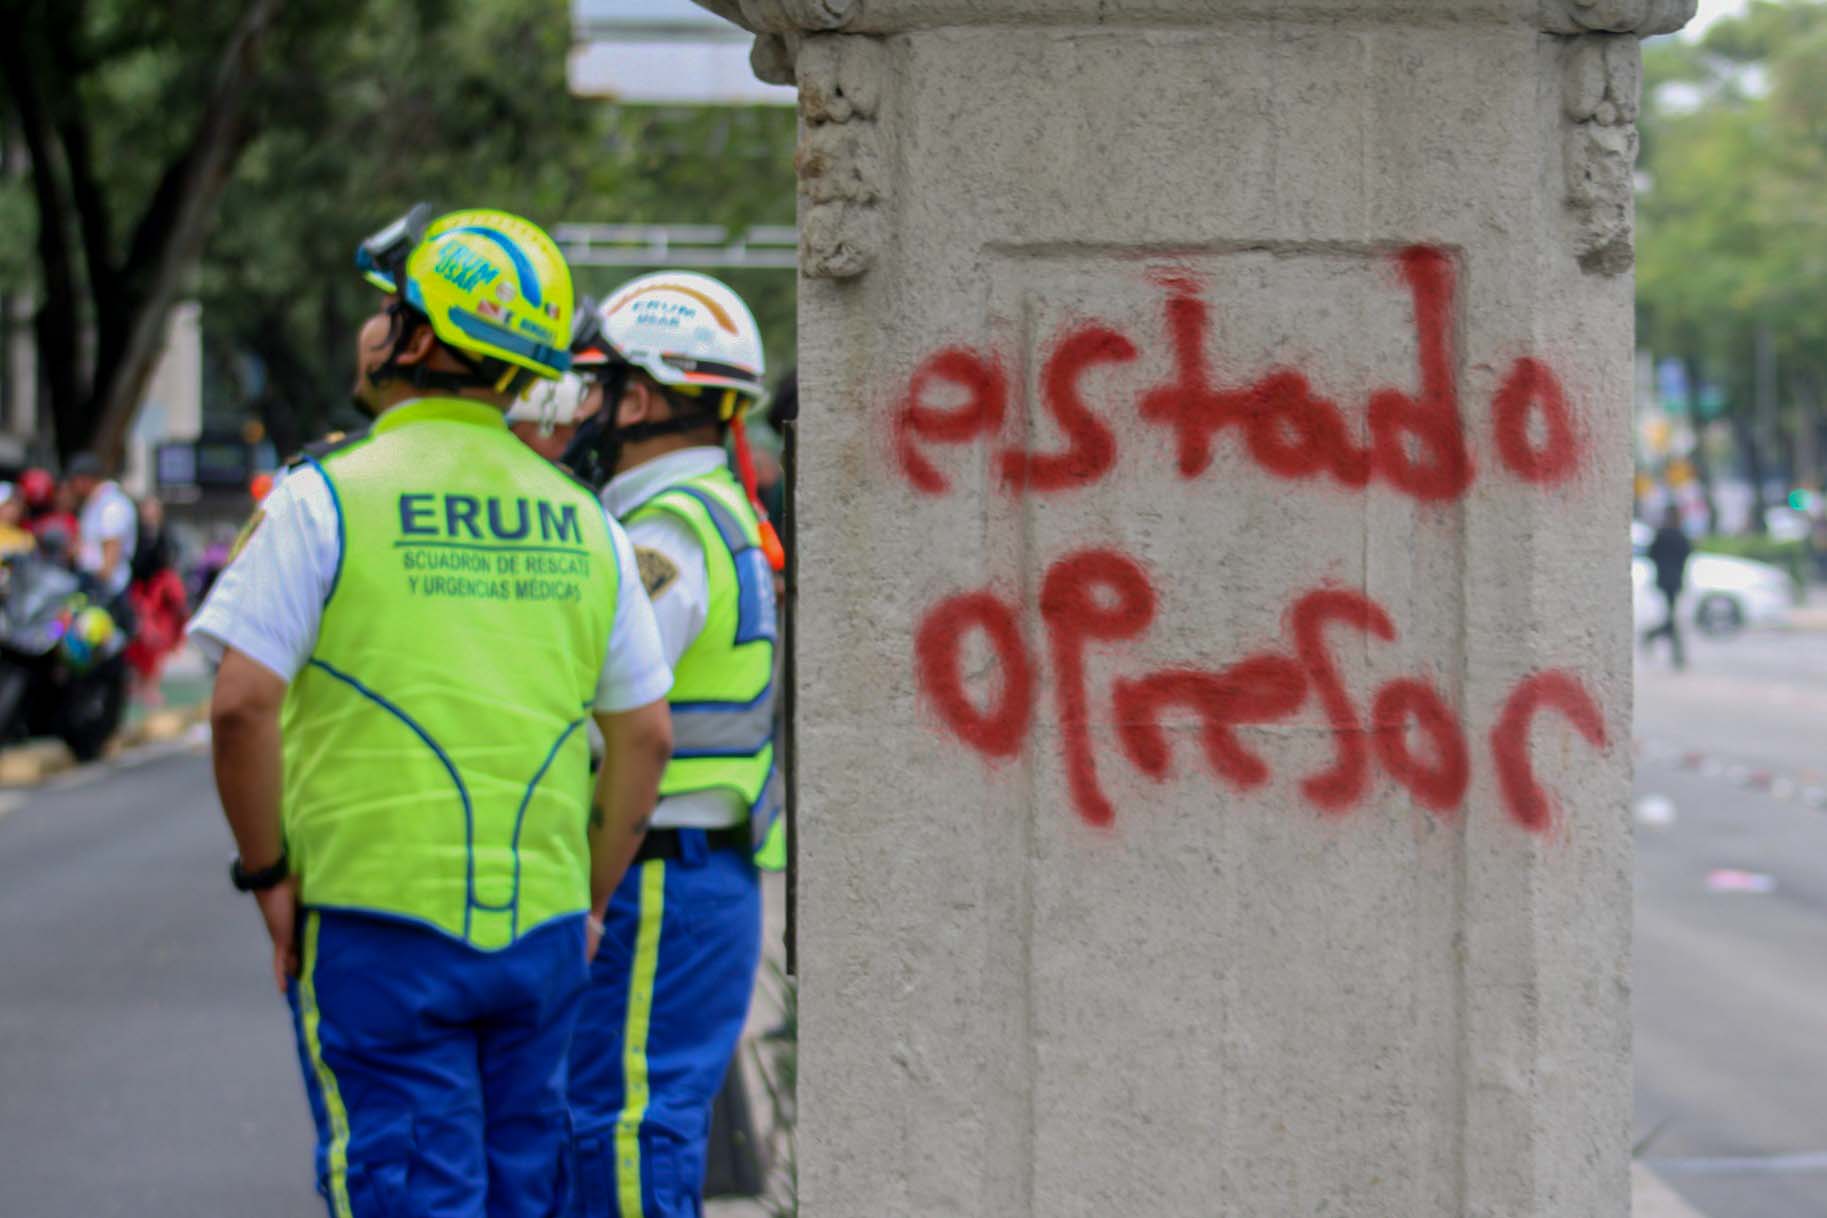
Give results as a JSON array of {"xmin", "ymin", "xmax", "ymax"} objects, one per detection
[
  {"xmin": 914, "ymin": 547, "xmax": 1608, "ymax": 835},
  {"xmin": 893, "ymin": 246, "xmax": 1579, "ymax": 501}
]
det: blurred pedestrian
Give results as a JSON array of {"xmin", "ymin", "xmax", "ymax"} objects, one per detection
[
  {"xmin": 125, "ymin": 496, "xmax": 188, "ymax": 704},
  {"xmin": 19, "ymin": 467, "xmax": 77, "ymax": 562},
  {"xmin": 0, "ymin": 483, "xmax": 35, "ymax": 557},
  {"xmin": 1642, "ymin": 505, "xmax": 1692, "ymax": 669},
  {"xmin": 66, "ymin": 452, "xmax": 138, "ymax": 606},
  {"xmin": 128, "ymin": 495, "xmax": 175, "ymax": 586}
]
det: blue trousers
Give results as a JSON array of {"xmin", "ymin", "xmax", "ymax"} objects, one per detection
[
  {"xmin": 286, "ymin": 909, "xmax": 589, "ymax": 1218},
  {"xmin": 568, "ymin": 835, "xmax": 763, "ymax": 1218}
]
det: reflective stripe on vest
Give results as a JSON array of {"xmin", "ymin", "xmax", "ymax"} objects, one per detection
[
  {"xmin": 281, "ymin": 398, "xmax": 620, "ymax": 948},
  {"xmin": 626, "ymin": 469, "xmax": 781, "ymax": 867}
]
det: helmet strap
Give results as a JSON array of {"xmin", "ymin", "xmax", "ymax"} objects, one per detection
[
  {"xmin": 730, "ymin": 414, "xmax": 786, "ymax": 573},
  {"xmin": 366, "ymin": 301, "xmax": 531, "ymax": 399},
  {"xmin": 558, "ymin": 364, "xmax": 631, "ymax": 488},
  {"xmin": 612, "ymin": 378, "xmax": 723, "ymax": 446}
]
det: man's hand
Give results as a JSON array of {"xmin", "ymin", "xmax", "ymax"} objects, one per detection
[
  {"xmin": 255, "ymin": 877, "xmax": 301, "ymax": 994},
  {"xmin": 585, "ymin": 911, "xmax": 605, "ymax": 964}
]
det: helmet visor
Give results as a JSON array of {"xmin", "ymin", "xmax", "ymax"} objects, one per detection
[{"xmin": 354, "ymin": 203, "xmax": 434, "ymax": 295}]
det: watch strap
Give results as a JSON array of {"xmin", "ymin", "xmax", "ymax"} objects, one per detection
[{"xmin": 229, "ymin": 851, "xmax": 289, "ymax": 893}]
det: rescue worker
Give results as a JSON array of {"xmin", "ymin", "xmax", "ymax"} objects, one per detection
[
  {"xmin": 561, "ymin": 272, "xmax": 784, "ymax": 1217},
  {"xmin": 189, "ymin": 207, "xmax": 675, "ymax": 1218}
]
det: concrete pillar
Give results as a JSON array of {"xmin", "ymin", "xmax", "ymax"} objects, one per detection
[{"xmin": 700, "ymin": 1, "xmax": 1689, "ymax": 1214}]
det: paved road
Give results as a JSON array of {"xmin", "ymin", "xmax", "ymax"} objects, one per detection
[
  {"xmin": 0, "ymin": 744, "xmax": 323, "ymax": 1217},
  {"xmin": 1634, "ymin": 622, "xmax": 1827, "ymax": 1218},
  {"xmin": 0, "ymin": 739, "xmax": 783, "ymax": 1218},
  {"xmin": 1, "ymin": 621, "xmax": 1821, "ymax": 1217}
]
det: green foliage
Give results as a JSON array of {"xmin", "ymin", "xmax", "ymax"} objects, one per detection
[
  {"xmin": 1, "ymin": 0, "xmax": 799, "ymax": 457},
  {"xmin": 1637, "ymin": 1, "xmax": 1827, "ymax": 496},
  {"xmin": 199, "ymin": 0, "xmax": 799, "ymax": 449},
  {"xmin": 0, "ymin": 178, "xmax": 36, "ymax": 291}
]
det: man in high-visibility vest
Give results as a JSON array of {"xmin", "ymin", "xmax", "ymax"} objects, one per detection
[
  {"xmin": 559, "ymin": 272, "xmax": 783, "ymax": 1218},
  {"xmin": 189, "ymin": 207, "xmax": 675, "ymax": 1218}
]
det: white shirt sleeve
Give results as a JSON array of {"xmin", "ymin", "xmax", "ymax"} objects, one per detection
[
  {"xmin": 186, "ymin": 466, "xmax": 340, "ymax": 682},
  {"xmin": 594, "ymin": 512, "xmax": 674, "ymax": 713},
  {"xmin": 93, "ymin": 493, "xmax": 136, "ymax": 543},
  {"xmin": 623, "ymin": 513, "xmax": 710, "ymax": 670}
]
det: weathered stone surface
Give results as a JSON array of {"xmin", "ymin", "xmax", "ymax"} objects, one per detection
[
  {"xmin": 692, "ymin": 1, "xmax": 1687, "ymax": 1214},
  {"xmin": 793, "ymin": 34, "xmax": 888, "ymax": 279},
  {"xmin": 1541, "ymin": 0, "xmax": 1697, "ymax": 35},
  {"xmin": 701, "ymin": 0, "xmax": 1694, "ymax": 33}
]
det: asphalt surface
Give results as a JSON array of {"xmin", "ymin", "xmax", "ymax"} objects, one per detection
[
  {"xmin": 0, "ymin": 620, "xmax": 1821, "ymax": 1217},
  {"xmin": 0, "ymin": 742, "xmax": 324, "ymax": 1218},
  {"xmin": 0, "ymin": 734, "xmax": 783, "ymax": 1218},
  {"xmin": 1634, "ymin": 622, "xmax": 1827, "ymax": 1218}
]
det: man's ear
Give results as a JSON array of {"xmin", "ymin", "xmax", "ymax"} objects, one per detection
[
  {"xmin": 619, "ymin": 378, "xmax": 662, "ymax": 427},
  {"xmin": 393, "ymin": 319, "xmax": 438, "ymax": 367}
]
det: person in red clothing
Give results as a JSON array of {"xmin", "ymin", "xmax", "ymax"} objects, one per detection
[
  {"xmin": 19, "ymin": 468, "xmax": 78, "ymax": 563},
  {"xmin": 125, "ymin": 495, "xmax": 188, "ymax": 703}
]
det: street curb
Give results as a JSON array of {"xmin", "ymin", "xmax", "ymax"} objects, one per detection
[
  {"xmin": 117, "ymin": 703, "xmax": 208, "ymax": 750},
  {"xmin": 0, "ymin": 703, "xmax": 207, "ymax": 788},
  {"xmin": 0, "ymin": 740, "xmax": 75, "ymax": 787},
  {"xmin": 1788, "ymin": 608, "xmax": 1827, "ymax": 632},
  {"xmin": 1633, "ymin": 1163, "xmax": 1710, "ymax": 1218}
]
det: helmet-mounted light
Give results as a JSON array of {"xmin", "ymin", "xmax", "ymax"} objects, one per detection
[{"xmin": 354, "ymin": 202, "xmax": 435, "ymax": 295}]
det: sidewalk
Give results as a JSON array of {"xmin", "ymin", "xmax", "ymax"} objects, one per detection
[
  {"xmin": 1633, "ymin": 1163, "xmax": 1709, "ymax": 1218},
  {"xmin": 1788, "ymin": 584, "xmax": 1827, "ymax": 632},
  {"xmin": 708, "ymin": 870, "xmax": 792, "ymax": 1216}
]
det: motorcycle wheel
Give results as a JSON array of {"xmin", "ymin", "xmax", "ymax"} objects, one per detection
[{"xmin": 58, "ymin": 659, "xmax": 128, "ymax": 762}]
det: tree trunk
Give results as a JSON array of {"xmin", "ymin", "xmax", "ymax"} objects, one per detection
[
  {"xmin": 86, "ymin": 0, "xmax": 285, "ymax": 471},
  {"xmin": 0, "ymin": 29, "xmax": 88, "ymax": 458},
  {"xmin": 1730, "ymin": 409, "xmax": 1770, "ymax": 536},
  {"xmin": 1739, "ymin": 328, "xmax": 1779, "ymax": 535},
  {"xmin": 1679, "ymin": 353, "xmax": 1719, "ymax": 530},
  {"xmin": 1792, "ymin": 370, "xmax": 1824, "ymax": 495}
]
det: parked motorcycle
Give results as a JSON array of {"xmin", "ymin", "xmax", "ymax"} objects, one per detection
[{"xmin": 0, "ymin": 553, "xmax": 130, "ymax": 761}]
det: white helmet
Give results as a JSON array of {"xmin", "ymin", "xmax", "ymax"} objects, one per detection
[
  {"xmin": 594, "ymin": 272, "xmax": 767, "ymax": 420},
  {"xmin": 507, "ymin": 372, "xmax": 590, "ymax": 436}
]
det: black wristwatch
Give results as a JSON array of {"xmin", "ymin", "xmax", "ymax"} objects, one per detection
[{"xmin": 229, "ymin": 851, "xmax": 290, "ymax": 893}]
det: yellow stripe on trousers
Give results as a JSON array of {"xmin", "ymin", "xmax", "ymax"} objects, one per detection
[
  {"xmin": 616, "ymin": 860, "xmax": 668, "ymax": 1218},
  {"xmin": 300, "ymin": 912, "xmax": 355, "ymax": 1218}
]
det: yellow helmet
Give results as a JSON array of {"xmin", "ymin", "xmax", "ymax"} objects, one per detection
[{"xmin": 356, "ymin": 206, "xmax": 574, "ymax": 384}]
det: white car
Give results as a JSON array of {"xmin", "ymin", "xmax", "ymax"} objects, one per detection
[{"xmin": 1631, "ymin": 522, "xmax": 1793, "ymax": 637}]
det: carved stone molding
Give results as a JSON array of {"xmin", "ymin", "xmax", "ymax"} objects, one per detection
[
  {"xmin": 794, "ymin": 35, "xmax": 887, "ymax": 279},
  {"xmin": 1540, "ymin": 0, "xmax": 1696, "ymax": 35},
  {"xmin": 1560, "ymin": 33, "xmax": 1642, "ymax": 275},
  {"xmin": 692, "ymin": 0, "xmax": 857, "ymax": 34},
  {"xmin": 705, "ymin": 1, "xmax": 1702, "ymax": 35}
]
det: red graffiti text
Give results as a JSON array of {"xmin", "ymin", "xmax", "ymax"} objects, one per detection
[
  {"xmin": 892, "ymin": 246, "xmax": 1581, "ymax": 501},
  {"xmin": 914, "ymin": 547, "xmax": 1607, "ymax": 835}
]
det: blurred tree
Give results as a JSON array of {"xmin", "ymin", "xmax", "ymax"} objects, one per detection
[
  {"xmin": 198, "ymin": 1, "xmax": 798, "ymax": 455},
  {"xmin": 0, "ymin": 0, "xmax": 289, "ymax": 464},
  {"xmin": 1638, "ymin": 0, "xmax": 1827, "ymax": 530},
  {"xmin": 0, "ymin": 0, "xmax": 799, "ymax": 461}
]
